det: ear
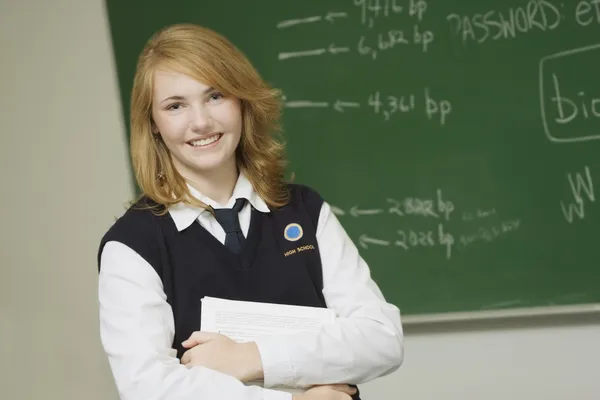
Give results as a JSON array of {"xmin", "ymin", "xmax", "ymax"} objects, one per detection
[{"xmin": 151, "ymin": 120, "xmax": 159, "ymax": 134}]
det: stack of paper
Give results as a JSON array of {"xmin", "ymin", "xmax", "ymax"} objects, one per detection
[{"xmin": 200, "ymin": 296, "xmax": 336, "ymax": 394}]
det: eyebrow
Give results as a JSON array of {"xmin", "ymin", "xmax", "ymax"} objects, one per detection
[{"xmin": 160, "ymin": 87, "xmax": 215, "ymax": 104}]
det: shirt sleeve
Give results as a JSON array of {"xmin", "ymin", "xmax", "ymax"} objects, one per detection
[
  {"xmin": 98, "ymin": 241, "xmax": 292, "ymax": 400},
  {"xmin": 254, "ymin": 202, "xmax": 404, "ymax": 388}
]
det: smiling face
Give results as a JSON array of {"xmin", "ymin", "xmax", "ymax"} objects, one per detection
[{"xmin": 151, "ymin": 69, "xmax": 243, "ymax": 181}]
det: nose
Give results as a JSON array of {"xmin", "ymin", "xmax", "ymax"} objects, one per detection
[{"xmin": 189, "ymin": 105, "xmax": 211, "ymax": 133}]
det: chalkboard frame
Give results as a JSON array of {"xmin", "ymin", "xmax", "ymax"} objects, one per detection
[{"xmin": 402, "ymin": 302, "xmax": 600, "ymax": 324}]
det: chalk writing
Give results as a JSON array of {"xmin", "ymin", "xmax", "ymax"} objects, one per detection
[
  {"xmin": 387, "ymin": 190, "xmax": 455, "ymax": 220},
  {"xmin": 278, "ymin": 44, "xmax": 350, "ymax": 61},
  {"xmin": 575, "ymin": 0, "xmax": 600, "ymax": 26},
  {"xmin": 331, "ymin": 195, "xmax": 518, "ymax": 261},
  {"xmin": 331, "ymin": 193, "xmax": 456, "ymax": 234},
  {"xmin": 560, "ymin": 166, "xmax": 595, "ymax": 223},
  {"xmin": 446, "ymin": 0, "xmax": 561, "ymax": 45},
  {"xmin": 283, "ymin": 90, "xmax": 451, "ymax": 123},
  {"xmin": 284, "ymin": 100, "xmax": 329, "ymax": 109},
  {"xmin": 462, "ymin": 208, "xmax": 497, "ymax": 221},
  {"xmin": 357, "ymin": 24, "xmax": 434, "ymax": 58},
  {"xmin": 276, "ymin": 11, "xmax": 348, "ymax": 29},
  {"xmin": 359, "ymin": 234, "xmax": 391, "ymax": 249},
  {"xmin": 539, "ymin": 43, "xmax": 600, "ymax": 143},
  {"xmin": 354, "ymin": 0, "xmax": 428, "ymax": 28},
  {"xmin": 459, "ymin": 219, "xmax": 521, "ymax": 247},
  {"xmin": 330, "ymin": 205, "xmax": 346, "ymax": 216},
  {"xmin": 438, "ymin": 224, "xmax": 455, "ymax": 259},
  {"xmin": 331, "ymin": 190, "xmax": 455, "ymax": 220},
  {"xmin": 396, "ymin": 223, "xmax": 454, "ymax": 259},
  {"xmin": 350, "ymin": 206, "xmax": 385, "ymax": 217},
  {"xmin": 550, "ymin": 73, "xmax": 600, "ymax": 124},
  {"xmin": 368, "ymin": 89, "xmax": 451, "ymax": 125},
  {"xmin": 334, "ymin": 101, "xmax": 361, "ymax": 112},
  {"xmin": 354, "ymin": 215, "xmax": 519, "ymax": 259},
  {"xmin": 283, "ymin": 99, "xmax": 360, "ymax": 112}
]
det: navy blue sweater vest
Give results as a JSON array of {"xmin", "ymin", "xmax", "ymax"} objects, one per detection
[
  {"xmin": 98, "ymin": 184, "xmax": 361, "ymax": 399},
  {"xmin": 98, "ymin": 184, "xmax": 327, "ymax": 358}
]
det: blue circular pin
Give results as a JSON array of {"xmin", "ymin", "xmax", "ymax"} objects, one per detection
[{"xmin": 284, "ymin": 223, "xmax": 303, "ymax": 241}]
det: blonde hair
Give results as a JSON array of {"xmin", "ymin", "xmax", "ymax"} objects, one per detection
[{"xmin": 129, "ymin": 23, "xmax": 290, "ymax": 213}]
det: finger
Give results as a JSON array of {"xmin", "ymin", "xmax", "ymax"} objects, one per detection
[
  {"xmin": 180, "ymin": 350, "xmax": 191, "ymax": 365},
  {"xmin": 329, "ymin": 384, "xmax": 357, "ymax": 395},
  {"xmin": 181, "ymin": 331, "xmax": 219, "ymax": 348}
]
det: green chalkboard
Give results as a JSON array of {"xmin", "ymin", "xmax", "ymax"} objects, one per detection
[{"xmin": 105, "ymin": 0, "xmax": 600, "ymax": 317}]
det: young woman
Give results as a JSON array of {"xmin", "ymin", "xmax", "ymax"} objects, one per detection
[{"xmin": 97, "ymin": 23, "xmax": 404, "ymax": 400}]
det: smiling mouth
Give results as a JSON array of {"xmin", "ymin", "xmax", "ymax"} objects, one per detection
[{"xmin": 187, "ymin": 133, "xmax": 223, "ymax": 147}]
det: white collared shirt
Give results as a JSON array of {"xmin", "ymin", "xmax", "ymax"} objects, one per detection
[{"xmin": 98, "ymin": 174, "xmax": 404, "ymax": 400}]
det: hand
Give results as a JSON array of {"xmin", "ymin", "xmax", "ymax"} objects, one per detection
[
  {"xmin": 293, "ymin": 384, "xmax": 356, "ymax": 400},
  {"xmin": 180, "ymin": 331, "xmax": 263, "ymax": 382}
]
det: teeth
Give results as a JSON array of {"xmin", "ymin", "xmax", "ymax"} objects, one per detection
[{"xmin": 190, "ymin": 134, "xmax": 221, "ymax": 147}]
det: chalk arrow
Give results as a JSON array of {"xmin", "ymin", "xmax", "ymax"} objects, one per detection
[
  {"xmin": 359, "ymin": 234, "xmax": 390, "ymax": 249},
  {"xmin": 325, "ymin": 11, "xmax": 348, "ymax": 23},
  {"xmin": 277, "ymin": 12, "xmax": 348, "ymax": 29},
  {"xmin": 334, "ymin": 100, "xmax": 361, "ymax": 112},
  {"xmin": 276, "ymin": 16, "xmax": 321, "ymax": 29},
  {"xmin": 330, "ymin": 205, "xmax": 346, "ymax": 216},
  {"xmin": 350, "ymin": 206, "xmax": 384, "ymax": 217},
  {"xmin": 284, "ymin": 100, "xmax": 329, "ymax": 108},
  {"xmin": 278, "ymin": 48, "xmax": 326, "ymax": 60},
  {"xmin": 279, "ymin": 44, "xmax": 349, "ymax": 60},
  {"xmin": 328, "ymin": 43, "xmax": 350, "ymax": 54}
]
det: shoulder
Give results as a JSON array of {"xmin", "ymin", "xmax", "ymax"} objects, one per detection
[
  {"xmin": 102, "ymin": 196, "xmax": 165, "ymax": 239},
  {"xmin": 286, "ymin": 183, "xmax": 324, "ymax": 207},
  {"xmin": 97, "ymin": 196, "xmax": 169, "ymax": 272},
  {"xmin": 284, "ymin": 183, "xmax": 326, "ymax": 227}
]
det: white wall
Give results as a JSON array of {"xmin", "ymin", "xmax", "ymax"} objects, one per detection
[
  {"xmin": 1, "ymin": 1, "xmax": 598, "ymax": 399},
  {"xmin": 1, "ymin": 0, "xmax": 131, "ymax": 398},
  {"xmin": 361, "ymin": 318, "xmax": 600, "ymax": 400}
]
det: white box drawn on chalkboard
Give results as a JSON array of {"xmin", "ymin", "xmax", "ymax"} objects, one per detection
[{"xmin": 539, "ymin": 43, "xmax": 600, "ymax": 143}]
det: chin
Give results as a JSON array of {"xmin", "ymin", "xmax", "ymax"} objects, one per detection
[{"xmin": 191, "ymin": 156, "xmax": 236, "ymax": 173}]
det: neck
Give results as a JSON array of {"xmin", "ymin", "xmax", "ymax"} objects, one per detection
[{"xmin": 183, "ymin": 160, "xmax": 239, "ymax": 206}]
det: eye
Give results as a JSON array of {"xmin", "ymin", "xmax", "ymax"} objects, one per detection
[
  {"xmin": 209, "ymin": 92, "xmax": 224, "ymax": 102},
  {"xmin": 166, "ymin": 102, "xmax": 183, "ymax": 111}
]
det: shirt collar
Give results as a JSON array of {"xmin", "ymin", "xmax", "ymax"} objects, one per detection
[{"xmin": 168, "ymin": 172, "xmax": 270, "ymax": 232}]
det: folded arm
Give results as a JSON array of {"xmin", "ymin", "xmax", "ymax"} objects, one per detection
[
  {"xmin": 255, "ymin": 202, "xmax": 404, "ymax": 388},
  {"xmin": 98, "ymin": 241, "xmax": 291, "ymax": 400}
]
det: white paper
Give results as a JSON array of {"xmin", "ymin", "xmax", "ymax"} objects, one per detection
[
  {"xmin": 200, "ymin": 297, "xmax": 336, "ymax": 394},
  {"xmin": 201, "ymin": 296, "xmax": 335, "ymax": 341}
]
